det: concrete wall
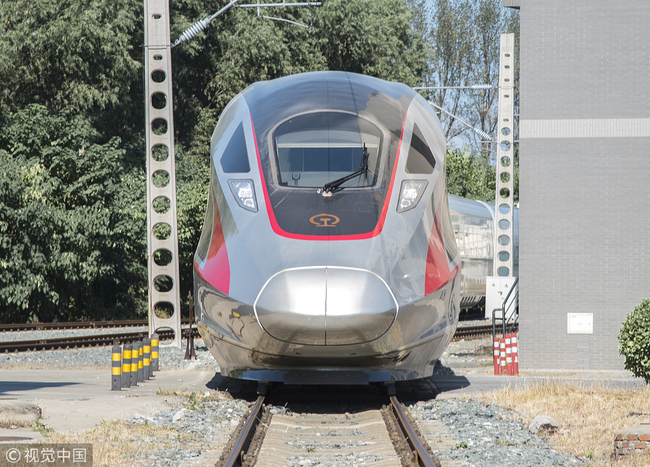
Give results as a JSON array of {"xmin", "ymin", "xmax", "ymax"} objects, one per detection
[{"xmin": 517, "ymin": 0, "xmax": 650, "ymax": 369}]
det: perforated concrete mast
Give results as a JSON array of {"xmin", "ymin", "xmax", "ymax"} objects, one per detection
[
  {"xmin": 144, "ymin": 0, "xmax": 182, "ymax": 348},
  {"xmin": 494, "ymin": 33, "xmax": 515, "ymax": 277}
]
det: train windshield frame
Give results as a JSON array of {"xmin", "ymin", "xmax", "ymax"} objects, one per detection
[{"xmin": 272, "ymin": 112, "xmax": 385, "ymax": 190}]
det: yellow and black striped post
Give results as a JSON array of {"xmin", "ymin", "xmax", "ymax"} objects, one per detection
[
  {"xmin": 143, "ymin": 337, "xmax": 151, "ymax": 380},
  {"xmin": 130, "ymin": 342, "xmax": 139, "ymax": 387},
  {"xmin": 122, "ymin": 344, "xmax": 132, "ymax": 388},
  {"xmin": 137, "ymin": 340, "xmax": 144, "ymax": 383},
  {"xmin": 111, "ymin": 346, "xmax": 122, "ymax": 391},
  {"xmin": 151, "ymin": 333, "xmax": 159, "ymax": 371}
]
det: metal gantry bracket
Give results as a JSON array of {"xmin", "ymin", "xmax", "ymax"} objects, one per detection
[
  {"xmin": 145, "ymin": 0, "xmax": 182, "ymax": 348},
  {"xmin": 494, "ymin": 33, "xmax": 515, "ymax": 277},
  {"xmin": 172, "ymin": 1, "xmax": 321, "ymax": 48}
]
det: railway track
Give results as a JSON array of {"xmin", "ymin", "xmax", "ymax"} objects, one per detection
[
  {"xmin": 0, "ymin": 318, "xmax": 190, "ymax": 332},
  {"xmin": 0, "ymin": 323, "xmax": 505, "ymax": 353},
  {"xmin": 217, "ymin": 384, "xmax": 441, "ymax": 467},
  {"xmin": 0, "ymin": 328, "xmax": 200, "ymax": 353},
  {"xmin": 452, "ymin": 323, "xmax": 518, "ymax": 341}
]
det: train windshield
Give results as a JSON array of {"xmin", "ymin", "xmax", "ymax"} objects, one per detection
[{"xmin": 274, "ymin": 112, "xmax": 382, "ymax": 189}]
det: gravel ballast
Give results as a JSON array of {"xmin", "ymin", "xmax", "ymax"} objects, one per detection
[
  {"xmin": 123, "ymin": 396, "xmax": 249, "ymax": 467},
  {"xmin": 410, "ymin": 398, "xmax": 584, "ymax": 466},
  {"xmin": 1, "ymin": 325, "xmax": 588, "ymax": 466}
]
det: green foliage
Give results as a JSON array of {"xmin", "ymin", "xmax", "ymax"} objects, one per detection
[
  {"xmin": 0, "ymin": 105, "xmax": 146, "ymax": 323},
  {"xmin": 0, "ymin": 0, "xmax": 143, "ymax": 136},
  {"xmin": 619, "ymin": 299, "xmax": 650, "ymax": 383},
  {"xmin": 314, "ymin": 0, "xmax": 427, "ymax": 87},
  {"xmin": 445, "ymin": 142, "xmax": 519, "ymax": 204},
  {"xmin": 186, "ymin": 392, "xmax": 202, "ymax": 410},
  {"xmin": 0, "ymin": 0, "xmax": 500, "ymax": 323},
  {"xmin": 176, "ymin": 151, "xmax": 210, "ymax": 311},
  {"xmin": 446, "ymin": 147, "xmax": 494, "ymax": 201}
]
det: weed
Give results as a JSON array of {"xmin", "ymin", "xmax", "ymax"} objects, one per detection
[
  {"xmin": 30, "ymin": 421, "xmax": 54, "ymax": 437},
  {"xmin": 186, "ymin": 392, "xmax": 201, "ymax": 411},
  {"xmin": 472, "ymin": 381, "xmax": 650, "ymax": 466}
]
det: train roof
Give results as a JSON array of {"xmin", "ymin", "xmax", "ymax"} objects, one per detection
[
  {"xmin": 239, "ymin": 71, "xmax": 425, "ymax": 141},
  {"xmin": 448, "ymin": 194, "xmax": 495, "ymax": 219}
]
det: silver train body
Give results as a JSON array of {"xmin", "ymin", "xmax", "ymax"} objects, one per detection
[{"xmin": 193, "ymin": 71, "xmax": 510, "ymax": 384}]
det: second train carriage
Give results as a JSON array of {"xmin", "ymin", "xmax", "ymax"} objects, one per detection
[{"xmin": 449, "ymin": 195, "xmax": 519, "ymax": 311}]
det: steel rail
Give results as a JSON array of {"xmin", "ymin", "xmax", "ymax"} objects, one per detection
[
  {"xmin": 453, "ymin": 323, "xmax": 518, "ymax": 340},
  {"xmin": 2, "ymin": 323, "xmax": 499, "ymax": 352},
  {"xmin": 0, "ymin": 319, "xmax": 191, "ymax": 332},
  {"xmin": 3, "ymin": 320, "xmax": 491, "ymax": 335},
  {"xmin": 220, "ymin": 394, "xmax": 266, "ymax": 467},
  {"xmin": 389, "ymin": 395, "xmax": 439, "ymax": 467},
  {"xmin": 0, "ymin": 329, "xmax": 199, "ymax": 353}
]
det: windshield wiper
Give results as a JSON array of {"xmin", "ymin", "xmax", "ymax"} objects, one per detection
[{"xmin": 321, "ymin": 144, "xmax": 369, "ymax": 194}]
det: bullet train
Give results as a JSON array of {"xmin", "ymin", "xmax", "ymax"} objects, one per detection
[{"xmin": 193, "ymin": 71, "xmax": 517, "ymax": 383}]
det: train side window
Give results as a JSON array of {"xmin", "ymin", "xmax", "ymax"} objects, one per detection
[
  {"xmin": 405, "ymin": 123, "xmax": 435, "ymax": 174},
  {"xmin": 220, "ymin": 123, "xmax": 250, "ymax": 173}
]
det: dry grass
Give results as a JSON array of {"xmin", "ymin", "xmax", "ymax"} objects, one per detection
[
  {"xmin": 472, "ymin": 380, "xmax": 650, "ymax": 466},
  {"xmin": 41, "ymin": 391, "xmax": 226, "ymax": 466},
  {"xmin": 47, "ymin": 420, "xmax": 192, "ymax": 467}
]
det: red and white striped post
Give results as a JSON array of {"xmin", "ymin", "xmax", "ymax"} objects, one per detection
[
  {"xmin": 499, "ymin": 338, "xmax": 506, "ymax": 375},
  {"xmin": 511, "ymin": 333, "xmax": 519, "ymax": 376},
  {"xmin": 493, "ymin": 337, "xmax": 500, "ymax": 375},
  {"xmin": 505, "ymin": 334, "xmax": 513, "ymax": 376}
]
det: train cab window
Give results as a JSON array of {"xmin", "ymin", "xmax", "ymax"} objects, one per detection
[
  {"xmin": 274, "ymin": 112, "xmax": 382, "ymax": 188},
  {"xmin": 220, "ymin": 123, "xmax": 250, "ymax": 173},
  {"xmin": 405, "ymin": 123, "xmax": 435, "ymax": 174}
]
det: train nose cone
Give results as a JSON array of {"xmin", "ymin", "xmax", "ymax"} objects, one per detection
[{"xmin": 254, "ymin": 267, "xmax": 397, "ymax": 346}]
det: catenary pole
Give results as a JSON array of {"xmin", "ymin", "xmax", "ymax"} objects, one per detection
[{"xmin": 144, "ymin": 0, "xmax": 182, "ymax": 348}]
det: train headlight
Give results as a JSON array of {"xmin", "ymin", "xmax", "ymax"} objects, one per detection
[
  {"xmin": 397, "ymin": 180, "xmax": 428, "ymax": 213},
  {"xmin": 228, "ymin": 179, "xmax": 258, "ymax": 212}
]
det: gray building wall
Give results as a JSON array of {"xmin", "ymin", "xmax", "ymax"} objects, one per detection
[{"xmin": 516, "ymin": 0, "xmax": 650, "ymax": 369}]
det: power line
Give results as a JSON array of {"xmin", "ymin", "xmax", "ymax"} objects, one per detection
[
  {"xmin": 427, "ymin": 101, "xmax": 492, "ymax": 141},
  {"xmin": 172, "ymin": 1, "xmax": 321, "ymax": 47}
]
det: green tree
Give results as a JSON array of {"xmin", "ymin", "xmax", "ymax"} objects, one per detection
[
  {"xmin": 445, "ymin": 147, "xmax": 494, "ymax": 201},
  {"xmin": 425, "ymin": 0, "xmax": 474, "ymax": 141},
  {"xmin": 619, "ymin": 299, "xmax": 650, "ymax": 383},
  {"xmin": 0, "ymin": 105, "xmax": 146, "ymax": 323},
  {"xmin": 1, "ymin": 0, "xmax": 432, "ymax": 322},
  {"xmin": 313, "ymin": 0, "xmax": 427, "ymax": 87},
  {"xmin": 466, "ymin": 0, "xmax": 519, "ymax": 149},
  {"xmin": 418, "ymin": 0, "xmax": 519, "ymax": 150},
  {"xmin": 0, "ymin": 0, "xmax": 143, "ymax": 138}
]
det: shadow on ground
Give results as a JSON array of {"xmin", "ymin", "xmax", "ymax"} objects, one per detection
[{"xmin": 203, "ymin": 360, "xmax": 470, "ymax": 404}]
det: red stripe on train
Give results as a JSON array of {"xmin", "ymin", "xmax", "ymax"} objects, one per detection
[
  {"xmin": 195, "ymin": 193, "xmax": 230, "ymax": 295},
  {"xmin": 425, "ymin": 199, "xmax": 459, "ymax": 295}
]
